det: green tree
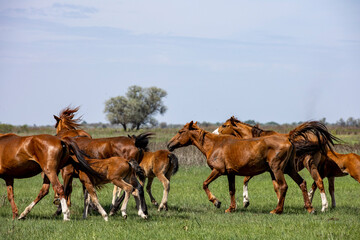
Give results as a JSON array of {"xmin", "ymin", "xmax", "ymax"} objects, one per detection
[{"xmin": 104, "ymin": 85, "xmax": 167, "ymax": 130}]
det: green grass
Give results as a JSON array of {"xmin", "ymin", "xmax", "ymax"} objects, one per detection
[{"xmin": 1, "ymin": 167, "xmax": 359, "ymax": 240}]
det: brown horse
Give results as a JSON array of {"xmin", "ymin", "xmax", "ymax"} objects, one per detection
[
  {"xmin": 214, "ymin": 116, "xmax": 340, "ymax": 212},
  {"xmin": 166, "ymin": 121, "xmax": 332, "ymax": 214},
  {"xmin": 77, "ymin": 157, "xmax": 148, "ymax": 221},
  {"xmin": 308, "ymin": 151, "xmax": 360, "ymax": 207},
  {"xmin": 0, "ymin": 133, "xmax": 100, "ymax": 220},
  {"xmin": 53, "ymin": 107, "xmax": 152, "ymax": 214},
  {"xmin": 111, "ymin": 150, "xmax": 179, "ymax": 213}
]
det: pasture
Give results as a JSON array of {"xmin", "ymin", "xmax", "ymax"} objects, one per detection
[{"xmin": 0, "ymin": 126, "xmax": 360, "ymax": 239}]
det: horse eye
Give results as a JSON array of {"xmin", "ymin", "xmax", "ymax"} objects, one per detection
[{"xmin": 222, "ymin": 125, "xmax": 226, "ymax": 128}]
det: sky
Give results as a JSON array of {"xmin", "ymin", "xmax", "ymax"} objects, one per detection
[{"xmin": 0, "ymin": 0, "xmax": 359, "ymax": 126}]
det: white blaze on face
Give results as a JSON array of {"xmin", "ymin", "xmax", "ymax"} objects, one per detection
[{"xmin": 213, "ymin": 128, "xmax": 219, "ymax": 135}]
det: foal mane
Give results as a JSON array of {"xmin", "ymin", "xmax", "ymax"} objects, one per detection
[{"xmin": 58, "ymin": 106, "xmax": 83, "ymax": 130}]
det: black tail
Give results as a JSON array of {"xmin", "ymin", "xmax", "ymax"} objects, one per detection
[
  {"xmin": 128, "ymin": 159, "xmax": 146, "ymax": 183},
  {"xmin": 168, "ymin": 153, "xmax": 179, "ymax": 176},
  {"xmin": 288, "ymin": 121, "xmax": 341, "ymax": 157},
  {"xmin": 61, "ymin": 137, "xmax": 104, "ymax": 180}
]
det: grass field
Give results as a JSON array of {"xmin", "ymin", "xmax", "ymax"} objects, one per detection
[
  {"xmin": 0, "ymin": 166, "xmax": 359, "ymax": 240},
  {"xmin": 0, "ymin": 127, "xmax": 359, "ymax": 239}
]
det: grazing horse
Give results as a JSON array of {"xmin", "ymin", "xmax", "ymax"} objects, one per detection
[
  {"xmin": 0, "ymin": 133, "xmax": 101, "ymax": 220},
  {"xmin": 308, "ymin": 151, "xmax": 360, "ymax": 207},
  {"xmin": 78, "ymin": 157, "xmax": 148, "ymax": 221},
  {"xmin": 111, "ymin": 150, "xmax": 179, "ymax": 213},
  {"xmin": 53, "ymin": 107, "xmax": 152, "ymax": 215},
  {"xmin": 213, "ymin": 116, "xmax": 340, "ymax": 212},
  {"xmin": 167, "ymin": 121, "xmax": 333, "ymax": 214}
]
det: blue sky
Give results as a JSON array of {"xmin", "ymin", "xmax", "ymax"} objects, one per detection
[{"xmin": 0, "ymin": 1, "xmax": 359, "ymax": 126}]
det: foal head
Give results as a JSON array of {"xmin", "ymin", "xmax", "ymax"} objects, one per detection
[{"xmin": 167, "ymin": 121, "xmax": 201, "ymax": 151}]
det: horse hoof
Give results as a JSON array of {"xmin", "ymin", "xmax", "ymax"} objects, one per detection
[
  {"xmin": 109, "ymin": 211, "xmax": 115, "ymax": 216},
  {"xmin": 243, "ymin": 201, "xmax": 250, "ymax": 208},
  {"xmin": 53, "ymin": 198, "xmax": 61, "ymax": 206},
  {"xmin": 214, "ymin": 200, "xmax": 221, "ymax": 208},
  {"xmin": 152, "ymin": 200, "xmax": 158, "ymax": 206},
  {"xmin": 270, "ymin": 209, "xmax": 282, "ymax": 215},
  {"xmin": 225, "ymin": 208, "xmax": 235, "ymax": 213},
  {"xmin": 123, "ymin": 215, "xmax": 127, "ymax": 220}
]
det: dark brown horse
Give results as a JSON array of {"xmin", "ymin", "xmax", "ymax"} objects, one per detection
[
  {"xmin": 111, "ymin": 150, "xmax": 179, "ymax": 212},
  {"xmin": 308, "ymin": 151, "xmax": 360, "ymax": 207},
  {"xmin": 53, "ymin": 107, "xmax": 152, "ymax": 214},
  {"xmin": 214, "ymin": 116, "xmax": 339, "ymax": 211},
  {"xmin": 77, "ymin": 157, "xmax": 147, "ymax": 221},
  {"xmin": 167, "ymin": 121, "xmax": 332, "ymax": 214},
  {"xmin": 0, "ymin": 133, "xmax": 100, "ymax": 220}
]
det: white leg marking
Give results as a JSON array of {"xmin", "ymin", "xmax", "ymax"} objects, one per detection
[
  {"xmin": 243, "ymin": 183, "xmax": 249, "ymax": 207},
  {"xmin": 18, "ymin": 201, "xmax": 36, "ymax": 219},
  {"xmin": 308, "ymin": 188, "xmax": 314, "ymax": 203},
  {"xmin": 320, "ymin": 192, "xmax": 328, "ymax": 212},
  {"xmin": 60, "ymin": 198, "xmax": 70, "ymax": 221}
]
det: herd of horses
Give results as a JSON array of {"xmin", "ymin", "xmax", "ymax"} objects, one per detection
[{"xmin": 0, "ymin": 107, "xmax": 359, "ymax": 221}]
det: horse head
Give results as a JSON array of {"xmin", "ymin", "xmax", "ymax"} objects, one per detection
[{"xmin": 167, "ymin": 121, "xmax": 200, "ymax": 151}]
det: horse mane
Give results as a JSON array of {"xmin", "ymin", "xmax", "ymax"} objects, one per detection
[
  {"xmin": 228, "ymin": 116, "xmax": 264, "ymax": 137},
  {"xmin": 58, "ymin": 106, "xmax": 83, "ymax": 130}
]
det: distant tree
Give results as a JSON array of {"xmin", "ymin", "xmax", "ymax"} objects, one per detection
[
  {"xmin": 336, "ymin": 118, "xmax": 346, "ymax": 127},
  {"xmin": 104, "ymin": 85, "xmax": 167, "ymax": 130},
  {"xmin": 245, "ymin": 120, "xmax": 257, "ymax": 125}
]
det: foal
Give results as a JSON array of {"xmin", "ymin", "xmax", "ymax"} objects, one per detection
[
  {"xmin": 111, "ymin": 150, "xmax": 179, "ymax": 212},
  {"xmin": 79, "ymin": 157, "xmax": 148, "ymax": 221}
]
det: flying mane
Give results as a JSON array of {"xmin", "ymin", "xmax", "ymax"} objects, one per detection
[{"xmin": 56, "ymin": 106, "xmax": 83, "ymax": 130}]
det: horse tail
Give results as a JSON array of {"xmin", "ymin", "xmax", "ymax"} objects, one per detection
[
  {"xmin": 61, "ymin": 137, "xmax": 104, "ymax": 181},
  {"xmin": 128, "ymin": 159, "xmax": 146, "ymax": 183},
  {"xmin": 288, "ymin": 121, "xmax": 340, "ymax": 158},
  {"xmin": 168, "ymin": 153, "xmax": 179, "ymax": 176}
]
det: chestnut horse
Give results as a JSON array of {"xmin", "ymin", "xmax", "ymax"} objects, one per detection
[
  {"xmin": 0, "ymin": 133, "xmax": 101, "ymax": 220},
  {"xmin": 53, "ymin": 107, "xmax": 152, "ymax": 214},
  {"xmin": 111, "ymin": 150, "xmax": 179, "ymax": 213},
  {"xmin": 167, "ymin": 121, "xmax": 333, "ymax": 214},
  {"xmin": 214, "ymin": 116, "xmax": 340, "ymax": 211},
  {"xmin": 78, "ymin": 157, "xmax": 147, "ymax": 221},
  {"xmin": 308, "ymin": 151, "xmax": 360, "ymax": 208}
]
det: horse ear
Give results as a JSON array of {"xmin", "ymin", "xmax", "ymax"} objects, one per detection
[
  {"xmin": 188, "ymin": 121, "xmax": 194, "ymax": 128},
  {"xmin": 53, "ymin": 115, "xmax": 60, "ymax": 122}
]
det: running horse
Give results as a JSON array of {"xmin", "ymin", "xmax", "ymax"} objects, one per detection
[
  {"xmin": 0, "ymin": 133, "xmax": 101, "ymax": 220},
  {"xmin": 53, "ymin": 107, "xmax": 152, "ymax": 215},
  {"xmin": 111, "ymin": 149, "xmax": 179, "ymax": 213},
  {"xmin": 213, "ymin": 116, "xmax": 340, "ymax": 211},
  {"xmin": 167, "ymin": 121, "xmax": 334, "ymax": 214}
]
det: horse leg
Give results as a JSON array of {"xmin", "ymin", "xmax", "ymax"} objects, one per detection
[
  {"xmin": 157, "ymin": 174, "xmax": 170, "ymax": 211},
  {"xmin": 269, "ymin": 171, "xmax": 280, "ymax": 202},
  {"xmin": 243, "ymin": 176, "xmax": 252, "ymax": 208},
  {"xmin": 203, "ymin": 169, "xmax": 222, "ymax": 208},
  {"xmin": 18, "ymin": 175, "xmax": 51, "ymax": 220},
  {"xmin": 225, "ymin": 174, "xmax": 236, "ymax": 213},
  {"xmin": 111, "ymin": 185, "xmax": 120, "ymax": 209},
  {"xmin": 328, "ymin": 177, "xmax": 336, "ymax": 208},
  {"xmin": 5, "ymin": 178, "xmax": 18, "ymax": 219},
  {"xmin": 305, "ymin": 155, "xmax": 328, "ymax": 212},
  {"xmin": 286, "ymin": 169, "xmax": 314, "ymax": 213},
  {"xmin": 308, "ymin": 181, "xmax": 317, "ymax": 203},
  {"xmin": 83, "ymin": 190, "xmax": 91, "ymax": 219},
  {"xmin": 54, "ymin": 171, "xmax": 74, "ymax": 216},
  {"xmin": 269, "ymin": 170, "xmax": 288, "ymax": 214},
  {"xmin": 146, "ymin": 177, "xmax": 158, "ymax": 206},
  {"xmin": 112, "ymin": 179, "xmax": 134, "ymax": 219}
]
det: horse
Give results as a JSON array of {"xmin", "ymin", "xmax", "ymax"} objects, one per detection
[
  {"xmin": 77, "ymin": 157, "xmax": 148, "ymax": 221},
  {"xmin": 308, "ymin": 151, "xmax": 360, "ymax": 208},
  {"xmin": 110, "ymin": 149, "xmax": 179, "ymax": 213},
  {"xmin": 167, "ymin": 121, "xmax": 334, "ymax": 214},
  {"xmin": 53, "ymin": 107, "xmax": 152, "ymax": 215},
  {"xmin": 213, "ymin": 116, "xmax": 340, "ymax": 211},
  {"xmin": 0, "ymin": 133, "xmax": 101, "ymax": 220}
]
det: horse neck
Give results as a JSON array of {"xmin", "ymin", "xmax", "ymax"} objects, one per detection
[
  {"xmin": 190, "ymin": 130, "xmax": 216, "ymax": 157},
  {"xmin": 233, "ymin": 124, "xmax": 253, "ymax": 138}
]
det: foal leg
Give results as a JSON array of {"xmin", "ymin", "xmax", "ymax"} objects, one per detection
[
  {"xmin": 111, "ymin": 185, "xmax": 121, "ymax": 209},
  {"xmin": 5, "ymin": 178, "xmax": 18, "ymax": 219},
  {"xmin": 156, "ymin": 174, "xmax": 170, "ymax": 211},
  {"xmin": 226, "ymin": 174, "xmax": 236, "ymax": 213},
  {"xmin": 112, "ymin": 179, "xmax": 135, "ymax": 219},
  {"xmin": 305, "ymin": 155, "xmax": 328, "ymax": 212},
  {"xmin": 328, "ymin": 177, "xmax": 336, "ymax": 208},
  {"xmin": 18, "ymin": 175, "xmax": 51, "ymax": 220},
  {"xmin": 203, "ymin": 169, "xmax": 222, "ymax": 208},
  {"xmin": 243, "ymin": 176, "xmax": 252, "ymax": 208},
  {"xmin": 308, "ymin": 181, "xmax": 317, "ymax": 203},
  {"xmin": 146, "ymin": 177, "xmax": 158, "ymax": 206},
  {"xmin": 81, "ymin": 179, "xmax": 108, "ymax": 221}
]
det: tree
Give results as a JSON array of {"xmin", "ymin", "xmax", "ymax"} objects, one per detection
[{"xmin": 104, "ymin": 85, "xmax": 167, "ymax": 130}]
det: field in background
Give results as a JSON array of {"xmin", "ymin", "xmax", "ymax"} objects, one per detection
[{"xmin": 0, "ymin": 124, "xmax": 359, "ymax": 239}]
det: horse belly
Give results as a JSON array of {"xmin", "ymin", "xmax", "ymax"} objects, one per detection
[{"xmin": 1, "ymin": 160, "xmax": 42, "ymax": 178}]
